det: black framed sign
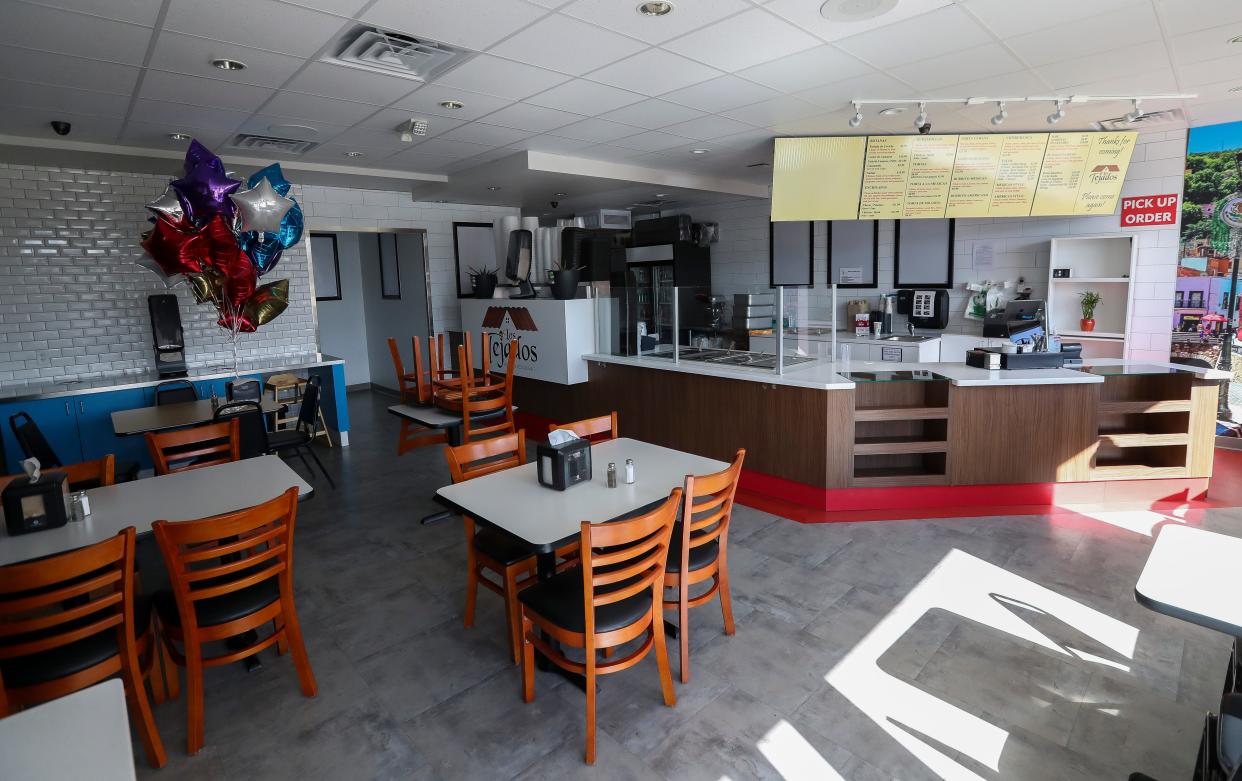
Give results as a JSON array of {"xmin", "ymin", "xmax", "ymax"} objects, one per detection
[
  {"xmin": 377, "ymin": 233, "xmax": 401, "ymax": 299},
  {"xmin": 769, "ymin": 221, "xmax": 814, "ymax": 287},
  {"xmin": 309, "ymin": 233, "xmax": 341, "ymax": 301},
  {"xmin": 895, "ymin": 219, "xmax": 955, "ymax": 289},
  {"xmin": 453, "ymin": 222, "xmax": 496, "ymax": 298},
  {"xmin": 827, "ymin": 220, "xmax": 878, "ymax": 288}
]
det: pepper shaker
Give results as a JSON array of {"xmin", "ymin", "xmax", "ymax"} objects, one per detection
[
  {"xmin": 606, "ymin": 462, "xmax": 617, "ymax": 488},
  {"xmin": 624, "ymin": 458, "xmax": 635, "ymax": 484}
]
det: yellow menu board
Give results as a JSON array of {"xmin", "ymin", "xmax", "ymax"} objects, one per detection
[
  {"xmin": 773, "ymin": 131, "xmax": 1138, "ymax": 220},
  {"xmin": 770, "ymin": 136, "xmax": 866, "ymax": 221}
]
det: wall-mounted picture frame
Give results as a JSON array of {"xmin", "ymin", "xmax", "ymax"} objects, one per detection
[
  {"xmin": 453, "ymin": 222, "xmax": 496, "ymax": 298},
  {"xmin": 309, "ymin": 233, "xmax": 341, "ymax": 301},
  {"xmin": 378, "ymin": 233, "xmax": 401, "ymax": 300},
  {"xmin": 895, "ymin": 219, "xmax": 955, "ymax": 289},
  {"xmin": 769, "ymin": 221, "xmax": 814, "ymax": 287},
  {"xmin": 828, "ymin": 220, "xmax": 879, "ymax": 288}
]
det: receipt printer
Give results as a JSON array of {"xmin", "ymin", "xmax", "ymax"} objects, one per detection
[{"xmin": 537, "ymin": 435, "xmax": 592, "ymax": 490}]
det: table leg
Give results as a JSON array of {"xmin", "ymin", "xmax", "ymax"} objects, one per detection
[{"xmin": 535, "ymin": 550, "xmax": 587, "ymax": 692}]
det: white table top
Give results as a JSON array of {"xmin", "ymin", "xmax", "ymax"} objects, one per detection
[
  {"xmin": 111, "ymin": 397, "xmax": 283, "ymax": 436},
  {"xmin": 436, "ymin": 438, "xmax": 727, "ymax": 549},
  {"xmin": 1135, "ymin": 524, "xmax": 1242, "ymax": 636},
  {"xmin": 0, "ymin": 455, "xmax": 312, "ymax": 567},
  {"xmin": 0, "ymin": 680, "xmax": 136, "ymax": 781}
]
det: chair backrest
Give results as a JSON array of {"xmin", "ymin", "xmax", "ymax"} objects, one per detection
[
  {"xmin": 461, "ymin": 340, "xmax": 518, "ymax": 443},
  {"xmin": 445, "ymin": 430, "xmax": 526, "ymax": 484},
  {"xmin": 213, "ymin": 401, "xmax": 269, "ymax": 460},
  {"xmin": 226, "ymin": 379, "xmax": 261, "ymax": 402},
  {"xmin": 678, "ymin": 449, "xmax": 745, "ymax": 569},
  {"xmin": 51, "ymin": 454, "xmax": 116, "ymax": 491},
  {"xmin": 550, "ymin": 412, "xmax": 618, "ymax": 444},
  {"xmin": 146, "ymin": 419, "xmax": 240, "ymax": 475},
  {"xmin": 297, "ymin": 377, "xmax": 321, "ymax": 433},
  {"xmin": 579, "ymin": 489, "xmax": 681, "ymax": 638},
  {"xmin": 0, "ymin": 527, "xmax": 137, "ymax": 695},
  {"xmin": 152, "ymin": 488, "xmax": 299, "ymax": 637},
  {"xmin": 8, "ymin": 412, "xmax": 62, "ymax": 468},
  {"xmin": 411, "ymin": 336, "xmax": 430, "ymax": 404},
  {"xmin": 387, "ymin": 337, "xmax": 412, "ymax": 402},
  {"xmin": 155, "ymin": 380, "xmax": 197, "ymax": 406}
]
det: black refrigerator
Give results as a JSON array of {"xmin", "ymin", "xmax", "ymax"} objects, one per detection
[{"xmin": 617, "ymin": 241, "xmax": 711, "ymax": 355}]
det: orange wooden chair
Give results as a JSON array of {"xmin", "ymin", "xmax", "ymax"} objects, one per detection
[
  {"xmin": 664, "ymin": 449, "xmax": 745, "ymax": 683},
  {"xmin": 146, "ymin": 419, "xmax": 240, "ymax": 475},
  {"xmin": 389, "ymin": 336, "xmax": 448, "ymax": 455},
  {"xmin": 0, "ymin": 527, "xmax": 168, "ymax": 768},
  {"xmin": 549, "ymin": 412, "xmax": 618, "ymax": 443},
  {"xmin": 432, "ymin": 332, "xmax": 494, "ymax": 412},
  {"xmin": 152, "ymin": 487, "xmax": 316, "ymax": 755},
  {"xmin": 518, "ymin": 489, "xmax": 681, "ymax": 764},
  {"xmin": 459, "ymin": 339, "xmax": 518, "ymax": 443},
  {"xmin": 1, "ymin": 454, "xmax": 116, "ymax": 494}
]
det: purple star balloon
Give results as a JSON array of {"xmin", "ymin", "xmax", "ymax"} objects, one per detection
[{"xmin": 171, "ymin": 141, "xmax": 240, "ymax": 225}]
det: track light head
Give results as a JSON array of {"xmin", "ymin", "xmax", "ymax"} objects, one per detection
[
  {"xmin": 914, "ymin": 101, "xmax": 928, "ymax": 129},
  {"xmin": 990, "ymin": 101, "xmax": 1007, "ymax": 126},
  {"xmin": 1047, "ymin": 99, "xmax": 1065, "ymax": 125},
  {"xmin": 848, "ymin": 102, "xmax": 862, "ymax": 128},
  {"xmin": 1126, "ymin": 98, "xmax": 1143, "ymax": 123}
]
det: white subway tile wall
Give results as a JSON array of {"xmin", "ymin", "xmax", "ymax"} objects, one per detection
[{"xmin": 690, "ymin": 130, "xmax": 1186, "ymax": 362}]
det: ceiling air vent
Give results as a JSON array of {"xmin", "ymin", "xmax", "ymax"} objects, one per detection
[
  {"xmin": 1093, "ymin": 107, "xmax": 1186, "ymax": 131},
  {"xmin": 325, "ymin": 26, "xmax": 469, "ymax": 82},
  {"xmin": 228, "ymin": 134, "xmax": 319, "ymax": 155}
]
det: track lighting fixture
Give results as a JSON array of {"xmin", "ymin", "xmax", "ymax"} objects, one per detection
[
  {"xmin": 1126, "ymin": 98, "xmax": 1143, "ymax": 123},
  {"xmin": 1047, "ymin": 99, "xmax": 1066, "ymax": 124},
  {"xmin": 848, "ymin": 102, "xmax": 862, "ymax": 128},
  {"xmin": 914, "ymin": 102, "xmax": 927, "ymax": 129},
  {"xmin": 990, "ymin": 101, "xmax": 1007, "ymax": 126},
  {"xmin": 843, "ymin": 93, "xmax": 1194, "ymax": 131}
]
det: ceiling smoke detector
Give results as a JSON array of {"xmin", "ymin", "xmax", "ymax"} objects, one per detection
[
  {"xmin": 326, "ymin": 26, "xmax": 468, "ymax": 83},
  {"xmin": 397, "ymin": 118, "xmax": 428, "ymax": 142},
  {"xmin": 819, "ymin": 0, "xmax": 899, "ymax": 22},
  {"xmin": 636, "ymin": 2, "xmax": 674, "ymax": 16}
]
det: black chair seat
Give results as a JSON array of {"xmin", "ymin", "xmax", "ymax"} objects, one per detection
[
  {"xmin": 154, "ymin": 574, "xmax": 278, "ymax": 629},
  {"xmin": 473, "ymin": 527, "xmax": 534, "ymax": 567},
  {"xmin": 518, "ymin": 567, "xmax": 652, "ymax": 634},
  {"xmin": 0, "ymin": 597, "xmax": 152, "ymax": 689},
  {"xmin": 267, "ymin": 429, "xmax": 311, "ymax": 450},
  {"xmin": 666, "ymin": 536, "xmax": 719, "ymax": 574}
]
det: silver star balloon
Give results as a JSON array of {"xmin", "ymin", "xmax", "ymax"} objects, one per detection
[
  {"xmin": 146, "ymin": 185, "xmax": 186, "ymax": 224},
  {"xmin": 229, "ymin": 177, "xmax": 295, "ymax": 234}
]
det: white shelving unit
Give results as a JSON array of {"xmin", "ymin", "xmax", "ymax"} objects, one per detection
[{"xmin": 1047, "ymin": 236, "xmax": 1137, "ymax": 359}]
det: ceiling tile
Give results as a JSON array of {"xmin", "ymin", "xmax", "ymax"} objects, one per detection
[
  {"xmin": 330, "ymin": 124, "xmax": 464, "ymax": 152},
  {"xmin": 662, "ymin": 8, "xmax": 820, "ymax": 72},
  {"xmin": 238, "ymin": 114, "xmax": 350, "ymax": 142},
  {"xmin": 383, "ymin": 148, "xmax": 461, "ymax": 173},
  {"xmin": 130, "ymin": 99, "xmax": 252, "ymax": 132},
  {"xmin": 1035, "ymin": 42, "xmax": 1164, "ymax": 91},
  {"xmin": 1004, "ymin": 3, "xmax": 1159, "ymax": 68},
  {"xmin": 147, "ymin": 32, "xmax": 306, "ymax": 88},
  {"xmin": 524, "ymin": 0, "xmax": 572, "ymax": 7},
  {"xmin": 481, "ymin": 102, "xmax": 583, "ymax": 132},
  {"xmin": 406, "ymin": 136, "xmax": 496, "ymax": 160},
  {"xmin": 262, "ymin": 90, "xmax": 383, "ymax": 125},
  {"xmin": 139, "ymin": 71, "xmax": 275, "ymax": 112},
  {"xmin": 298, "ymin": 142, "xmax": 394, "ymax": 163},
  {"xmin": 389, "ymin": 85, "xmax": 514, "ymax": 121},
  {"xmin": 0, "ymin": 105, "xmax": 123, "ymax": 144},
  {"xmin": 587, "ymin": 49, "xmax": 722, "ymax": 96},
  {"xmin": 721, "ymin": 94, "xmax": 823, "ymax": 127},
  {"xmin": 433, "ymin": 55, "xmax": 569, "ymax": 100},
  {"xmin": 710, "ymin": 128, "xmax": 775, "ymax": 151},
  {"xmin": 0, "ymin": 46, "xmax": 139, "ymax": 94},
  {"xmin": 549, "ymin": 117, "xmax": 643, "ymax": 142},
  {"xmin": 0, "ymin": 2, "xmax": 153, "ymax": 65},
  {"xmin": 525, "ymin": 79, "xmax": 645, "ymax": 115},
  {"xmin": 1064, "ymin": 67, "xmax": 1179, "ymax": 97},
  {"xmin": 964, "ymin": 0, "xmax": 1151, "ymax": 39},
  {"xmin": 769, "ymin": 108, "xmax": 857, "ymax": 136},
  {"xmin": 360, "ymin": 0, "xmax": 547, "ymax": 50},
  {"xmin": 560, "ymin": 0, "xmax": 751, "ymax": 45},
  {"xmin": 506, "ymin": 134, "xmax": 594, "ymax": 154},
  {"xmin": 441, "ymin": 145, "xmax": 520, "ymax": 172},
  {"xmin": 284, "ymin": 62, "xmax": 419, "ymax": 106},
  {"xmin": 762, "ymin": 0, "xmax": 953, "ymax": 43},
  {"xmin": 1157, "ymin": 0, "xmax": 1242, "ymax": 37},
  {"xmin": 572, "ymin": 143, "xmax": 654, "ymax": 163},
  {"xmin": 796, "ymin": 71, "xmax": 915, "ymax": 111},
  {"xmin": 921, "ymin": 68, "xmax": 1049, "ymax": 100},
  {"xmin": 888, "ymin": 43, "xmax": 1025, "ymax": 91},
  {"xmin": 164, "ymin": 0, "xmax": 348, "ymax": 58},
  {"xmin": 486, "ymin": 14, "xmax": 646, "ymax": 76},
  {"xmin": 598, "ymin": 99, "xmax": 703, "ymax": 130},
  {"xmin": 736, "ymin": 45, "xmax": 871, "ymax": 93},
  {"xmin": 118, "ymin": 121, "xmax": 231, "ymax": 150},
  {"xmin": 21, "ymin": 0, "xmax": 162, "ymax": 26},
  {"xmin": 834, "ymin": 5, "xmax": 992, "ymax": 69},
  {"xmin": 660, "ymin": 75, "xmax": 780, "ymax": 113},
  {"xmin": 351, "ymin": 108, "xmax": 466, "ymax": 139},
  {"xmin": 659, "ymin": 114, "xmax": 756, "ymax": 140},
  {"xmin": 0, "ymin": 78, "xmax": 130, "ymax": 118},
  {"xmin": 439, "ymin": 122, "xmax": 532, "ymax": 146},
  {"xmin": 1180, "ymin": 54, "xmax": 1242, "ymax": 90},
  {"xmin": 1170, "ymin": 23, "xmax": 1242, "ymax": 66},
  {"xmin": 612, "ymin": 130, "xmax": 696, "ymax": 152},
  {"xmin": 278, "ymin": 0, "xmax": 370, "ymax": 15}
]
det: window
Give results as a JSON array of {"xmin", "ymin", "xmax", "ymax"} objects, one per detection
[
  {"xmin": 1174, "ymin": 291, "xmax": 1185, "ymax": 308},
  {"xmin": 378, "ymin": 234, "xmax": 401, "ymax": 299},
  {"xmin": 310, "ymin": 233, "xmax": 341, "ymax": 301},
  {"xmin": 1223, "ymin": 292, "xmax": 1233, "ymax": 311},
  {"xmin": 894, "ymin": 219, "xmax": 955, "ymax": 289},
  {"xmin": 1188, "ymin": 291, "xmax": 1204, "ymax": 308}
]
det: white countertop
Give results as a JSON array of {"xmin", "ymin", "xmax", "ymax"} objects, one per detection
[{"xmin": 584, "ymin": 352, "xmax": 1222, "ymax": 390}]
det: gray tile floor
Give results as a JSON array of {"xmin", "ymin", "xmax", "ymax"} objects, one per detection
[{"xmin": 135, "ymin": 391, "xmax": 1237, "ymax": 780}]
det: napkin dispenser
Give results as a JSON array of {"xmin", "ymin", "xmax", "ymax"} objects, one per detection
[
  {"xmin": 3, "ymin": 459, "xmax": 69, "ymax": 536},
  {"xmin": 537, "ymin": 434, "xmax": 592, "ymax": 491}
]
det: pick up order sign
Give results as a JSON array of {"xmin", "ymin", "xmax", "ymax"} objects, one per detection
[{"xmin": 1120, "ymin": 194, "xmax": 1178, "ymax": 226}]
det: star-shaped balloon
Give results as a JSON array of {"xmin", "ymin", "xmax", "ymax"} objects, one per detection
[
  {"xmin": 183, "ymin": 139, "xmax": 222, "ymax": 175},
  {"xmin": 172, "ymin": 159, "xmax": 240, "ymax": 225},
  {"xmin": 230, "ymin": 177, "xmax": 294, "ymax": 234},
  {"xmin": 141, "ymin": 219, "xmax": 206, "ymax": 277},
  {"xmin": 249, "ymin": 163, "xmax": 292, "ymax": 197},
  {"xmin": 146, "ymin": 185, "xmax": 187, "ymax": 226},
  {"xmin": 244, "ymin": 278, "xmax": 290, "ymax": 327}
]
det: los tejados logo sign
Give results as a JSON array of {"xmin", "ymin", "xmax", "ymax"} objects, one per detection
[{"xmin": 481, "ymin": 306, "xmax": 539, "ymax": 366}]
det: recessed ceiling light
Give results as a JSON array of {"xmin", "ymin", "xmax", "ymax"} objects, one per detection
[
  {"xmin": 211, "ymin": 58, "xmax": 246, "ymax": 71},
  {"xmin": 1231, "ymin": 35, "xmax": 1242, "ymax": 44},
  {"xmin": 168, "ymin": 132, "xmax": 191, "ymax": 142},
  {"xmin": 690, "ymin": 148, "xmax": 709, "ymax": 155},
  {"xmin": 438, "ymin": 100, "xmax": 464, "ymax": 110},
  {"xmin": 345, "ymin": 151, "xmax": 365, "ymax": 158},
  {"xmin": 637, "ymin": 1, "xmax": 674, "ymax": 16},
  {"xmin": 553, "ymin": 192, "xmax": 567, "ymax": 197},
  {"xmin": 488, "ymin": 186, "xmax": 501, "ymax": 191},
  {"xmin": 1231, "ymin": 86, "xmax": 1242, "ymax": 92},
  {"xmin": 878, "ymin": 106, "xmax": 907, "ymax": 116},
  {"xmin": 655, "ymin": 193, "xmax": 668, "ymax": 197},
  {"xmin": 819, "ymin": 0, "xmax": 898, "ymax": 22}
]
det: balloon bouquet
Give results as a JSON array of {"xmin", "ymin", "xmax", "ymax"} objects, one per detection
[{"xmin": 138, "ymin": 140, "xmax": 301, "ymax": 375}]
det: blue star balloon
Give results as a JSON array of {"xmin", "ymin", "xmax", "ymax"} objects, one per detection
[
  {"xmin": 242, "ymin": 233, "xmax": 284, "ymax": 276},
  {"xmin": 277, "ymin": 203, "xmax": 303, "ymax": 250},
  {"xmin": 248, "ymin": 163, "xmax": 292, "ymax": 197}
]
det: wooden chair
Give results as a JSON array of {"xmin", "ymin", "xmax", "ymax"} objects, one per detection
[
  {"xmin": 145, "ymin": 418, "xmax": 240, "ymax": 475},
  {"xmin": 664, "ymin": 449, "xmax": 745, "ymax": 683},
  {"xmin": 0, "ymin": 455, "xmax": 117, "ymax": 493},
  {"xmin": 151, "ymin": 487, "xmax": 316, "ymax": 755},
  {"xmin": 549, "ymin": 412, "xmax": 618, "ymax": 443},
  {"xmin": 459, "ymin": 340, "xmax": 518, "ymax": 443},
  {"xmin": 431, "ymin": 332, "xmax": 491, "ymax": 412},
  {"xmin": 389, "ymin": 336, "xmax": 447, "ymax": 455},
  {"xmin": 518, "ymin": 489, "xmax": 681, "ymax": 764},
  {"xmin": 0, "ymin": 527, "xmax": 168, "ymax": 768}
]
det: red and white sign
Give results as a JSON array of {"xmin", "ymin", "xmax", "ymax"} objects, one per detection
[{"xmin": 1120, "ymin": 194, "xmax": 1178, "ymax": 226}]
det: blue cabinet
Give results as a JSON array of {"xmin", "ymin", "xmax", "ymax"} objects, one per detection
[
  {"xmin": 0, "ymin": 396, "xmax": 84, "ymax": 474},
  {"xmin": 75, "ymin": 388, "xmax": 153, "ymax": 468}
]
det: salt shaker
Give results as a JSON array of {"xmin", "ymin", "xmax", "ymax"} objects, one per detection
[
  {"xmin": 69, "ymin": 491, "xmax": 87, "ymax": 522},
  {"xmin": 624, "ymin": 459, "xmax": 635, "ymax": 484},
  {"xmin": 607, "ymin": 462, "xmax": 617, "ymax": 488}
]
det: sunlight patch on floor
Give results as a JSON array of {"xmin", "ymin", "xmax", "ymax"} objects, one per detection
[
  {"xmin": 757, "ymin": 720, "xmax": 848, "ymax": 781},
  {"xmin": 1064, "ymin": 508, "xmax": 1186, "ymax": 537}
]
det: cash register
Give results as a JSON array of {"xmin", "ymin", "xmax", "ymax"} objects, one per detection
[{"xmin": 968, "ymin": 299, "xmax": 1082, "ymax": 369}]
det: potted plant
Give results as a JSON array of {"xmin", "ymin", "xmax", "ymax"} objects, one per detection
[
  {"xmin": 469, "ymin": 266, "xmax": 498, "ymax": 300},
  {"xmin": 1078, "ymin": 290, "xmax": 1101, "ymax": 332},
  {"xmin": 550, "ymin": 261, "xmax": 584, "ymax": 300}
]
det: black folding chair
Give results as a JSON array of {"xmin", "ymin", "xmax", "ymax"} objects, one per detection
[
  {"xmin": 226, "ymin": 379, "xmax": 262, "ymax": 402},
  {"xmin": 213, "ymin": 401, "xmax": 269, "ymax": 460},
  {"xmin": 155, "ymin": 379, "xmax": 197, "ymax": 406},
  {"xmin": 266, "ymin": 377, "xmax": 334, "ymax": 488},
  {"xmin": 8, "ymin": 411, "xmax": 139, "ymax": 484}
]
